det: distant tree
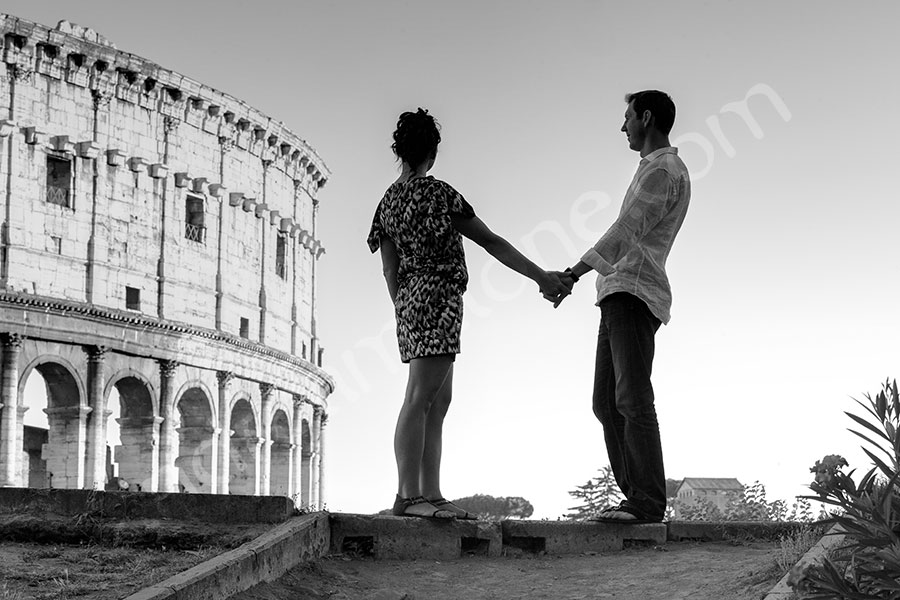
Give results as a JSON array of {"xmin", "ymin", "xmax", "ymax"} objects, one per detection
[
  {"xmin": 451, "ymin": 494, "xmax": 533, "ymax": 520},
  {"xmin": 566, "ymin": 465, "xmax": 623, "ymax": 520}
]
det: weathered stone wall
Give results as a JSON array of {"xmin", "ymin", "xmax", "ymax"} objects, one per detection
[
  {"xmin": 0, "ymin": 15, "xmax": 332, "ymax": 504},
  {"xmin": 0, "ymin": 14, "xmax": 328, "ymax": 357}
]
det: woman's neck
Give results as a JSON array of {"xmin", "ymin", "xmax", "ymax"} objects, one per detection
[{"xmin": 400, "ymin": 161, "xmax": 429, "ymax": 181}]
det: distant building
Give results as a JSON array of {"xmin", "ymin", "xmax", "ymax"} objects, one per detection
[{"xmin": 674, "ymin": 478, "xmax": 743, "ymax": 517}]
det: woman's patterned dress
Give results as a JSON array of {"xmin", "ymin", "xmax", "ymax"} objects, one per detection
[{"xmin": 367, "ymin": 176, "xmax": 476, "ymax": 363}]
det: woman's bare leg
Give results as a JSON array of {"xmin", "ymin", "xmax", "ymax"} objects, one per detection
[
  {"xmin": 420, "ymin": 363, "xmax": 453, "ymax": 499},
  {"xmin": 393, "ymin": 355, "xmax": 454, "ymax": 516}
]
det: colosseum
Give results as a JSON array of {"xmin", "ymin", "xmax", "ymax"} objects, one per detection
[{"xmin": 0, "ymin": 14, "xmax": 333, "ymax": 509}]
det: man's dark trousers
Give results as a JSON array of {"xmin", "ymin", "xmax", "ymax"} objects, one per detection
[{"xmin": 592, "ymin": 292, "xmax": 666, "ymax": 520}]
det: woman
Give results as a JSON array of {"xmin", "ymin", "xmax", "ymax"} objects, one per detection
[{"xmin": 367, "ymin": 108, "xmax": 570, "ymax": 519}]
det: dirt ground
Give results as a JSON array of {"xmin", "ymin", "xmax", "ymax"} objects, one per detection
[
  {"xmin": 0, "ymin": 540, "xmax": 219, "ymax": 599},
  {"xmin": 0, "ymin": 515, "xmax": 271, "ymax": 600},
  {"xmin": 232, "ymin": 541, "xmax": 787, "ymax": 600}
]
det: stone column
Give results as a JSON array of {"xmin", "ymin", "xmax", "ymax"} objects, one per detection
[
  {"xmin": 84, "ymin": 345, "xmax": 108, "ymax": 489},
  {"xmin": 157, "ymin": 359, "xmax": 179, "ymax": 492},
  {"xmin": 0, "ymin": 333, "xmax": 24, "ymax": 487},
  {"xmin": 43, "ymin": 406, "xmax": 90, "ymax": 489},
  {"xmin": 15, "ymin": 405, "xmax": 28, "ymax": 487},
  {"xmin": 115, "ymin": 416, "xmax": 161, "ymax": 492},
  {"xmin": 310, "ymin": 405, "xmax": 322, "ymax": 509},
  {"xmin": 259, "ymin": 383, "xmax": 273, "ymax": 496},
  {"xmin": 209, "ymin": 426, "xmax": 220, "ymax": 494},
  {"xmin": 318, "ymin": 411, "xmax": 327, "ymax": 509},
  {"xmin": 216, "ymin": 371, "xmax": 233, "ymax": 494},
  {"xmin": 291, "ymin": 394, "xmax": 304, "ymax": 507},
  {"xmin": 253, "ymin": 437, "xmax": 263, "ymax": 496}
]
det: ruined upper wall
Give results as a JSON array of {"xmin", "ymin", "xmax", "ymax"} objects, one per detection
[{"xmin": 0, "ymin": 14, "xmax": 330, "ymax": 187}]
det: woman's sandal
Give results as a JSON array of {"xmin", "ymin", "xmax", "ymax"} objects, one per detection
[
  {"xmin": 392, "ymin": 495, "xmax": 455, "ymax": 519},
  {"xmin": 427, "ymin": 497, "xmax": 478, "ymax": 520}
]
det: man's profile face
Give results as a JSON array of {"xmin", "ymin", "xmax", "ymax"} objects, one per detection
[{"xmin": 621, "ymin": 101, "xmax": 646, "ymax": 152}]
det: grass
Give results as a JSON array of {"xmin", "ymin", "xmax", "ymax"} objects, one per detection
[
  {"xmin": 775, "ymin": 525, "xmax": 824, "ymax": 572},
  {"xmin": 0, "ymin": 541, "xmax": 223, "ymax": 600},
  {"xmin": 0, "ymin": 581, "xmax": 25, "ymax": 600}
]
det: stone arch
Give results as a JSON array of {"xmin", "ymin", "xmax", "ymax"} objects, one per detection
[
  {"xmin": 18, "ymin": 356, "xmax": 86, "ymax": 490},
  {"xmin": 105, "ymin": 369, "xmax": 158, "ymax": 416},
  {"xmin": 229, "ymin": 392, "xmax": 259, "ymax": 437},
  {"xmin": 107, "ymin": 373, "xmax": 158, "ymax": 492},
  {"xmin": 175, "ymin": 386, "xmax": 215, "ymax": 493},
  {"xmin": 175, "ymin": 379, "xmax": 216, "ymax": 420},
  {"xmin": 269, "ymin": 408, "xmax": 292, "ymax": 498},
  {"xmin": 19, "ymin": 354, "xmax": 86, "ymax": 409},
  {"xmin": 229, "ymin": 395, "xmax": 258, "ymax": 495}
]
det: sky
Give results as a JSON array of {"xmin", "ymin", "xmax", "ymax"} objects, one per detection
[{"xmin": 7, "ymin": 1, "xmax": 900, "ymax": 518}]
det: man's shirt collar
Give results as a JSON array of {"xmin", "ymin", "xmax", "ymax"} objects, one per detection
[{"xmin": 640, "ymin": 146, "xmax": 678, "ymax": 165}]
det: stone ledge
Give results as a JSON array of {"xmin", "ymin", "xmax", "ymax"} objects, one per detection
[
  {"xmin": 666, "ymin": 520, "xmax": 806, "ymax": 542},
  {"xmin": 330, "ymin": 514, "xmax": 666, "ymax": 560},
  {"xmin": 330, "ymin": 513, "xmax": 503, "ymax": 560},
  {"xmin": 764, "ymin": 524, "xmax": 845, "ymax": 600},
  {"xmin": 121, "ymin": 513, "xmax": 330, "ymax": 600},
  {"xmin": 0, "ymin": 488, "xmax": 295, "ymax": 524},
  {"xmin": 503, "ymin": 519, "xmax": 666, "ymax": 554}
]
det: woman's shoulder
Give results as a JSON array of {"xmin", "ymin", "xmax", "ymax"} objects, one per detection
[{"xmin": 420, "ymin": 176, "xmax": 462, "ymax": 197}]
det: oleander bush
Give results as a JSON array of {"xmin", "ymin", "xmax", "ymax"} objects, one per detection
[{"xmin": 790, "ymin": 379, "xmax": 900, "ymax": 599}]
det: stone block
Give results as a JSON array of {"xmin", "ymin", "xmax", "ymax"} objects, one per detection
[
  {"xmin": 0, "ymin": 119, "xmax": 18, "ymax": 137},
  {"xmin": 329, "ymin": 513, "xmax": 502, "ymax": 561},
  {"xmin": 174, "ymin": 172, "xmax": 191, "ymax": 188},
  {"xmin": 149, "ymin": 163, "xmax": 169, "ymax": 179},
  {"xmin": 190, "ymin": 177, "xmax": 208, "ymax": 194},
  {"xmin": 76, "ymin": 141, "xmax": 101, "ymax": 159},
  {"xmin": 501, "ymin": 519, "xmax": 666, "ymax": 555},
  {"xmin": 23, "ymin": 126, "xmax": 47, "ymax": 146},
  {"xmin": 106, "ymin": 149, "xmax": 127, "ymax": 167},
  {"xmin": 127, "ymin": 157, "xmax": 147, "ymax": 173}
]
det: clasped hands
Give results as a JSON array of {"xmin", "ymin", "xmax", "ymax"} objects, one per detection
[{"xmin": 539, "ymin": 270, "xmax": 579, "ymax": 308}]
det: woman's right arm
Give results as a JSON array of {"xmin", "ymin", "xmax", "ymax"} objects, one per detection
[
  {"xmin": 380, "ymin": 238, "xmax": 400, "ymax": 304},
  {"xmin": 451, "ymin": 215, "xmax": 569, "ymax": 302}
]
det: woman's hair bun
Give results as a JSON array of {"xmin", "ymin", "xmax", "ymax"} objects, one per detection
[{"xmin": 392, "ymin": 108, "xmax": 441, "ymax": 167}]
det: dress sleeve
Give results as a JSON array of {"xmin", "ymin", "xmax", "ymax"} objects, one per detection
[
  {"xmin": 440, "ymin": 181, "xmax": 475, "ymax": 219},
  {"xmin": 366, "ymin": 201, "xmax": 385, "ymax": 253}
]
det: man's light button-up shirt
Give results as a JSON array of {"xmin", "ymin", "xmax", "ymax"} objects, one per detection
[{"xmin": 580, "ymin": 146, "xmax": 691, "ymax": 325}]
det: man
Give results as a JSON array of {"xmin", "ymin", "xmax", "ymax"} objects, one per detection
[{"xmin": 560, "ymin": 90, "xmax": 691, "ymax": 523}]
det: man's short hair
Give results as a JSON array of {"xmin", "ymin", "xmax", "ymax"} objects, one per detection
[{"xmin": 625, "ymin": 90, "xmax": 676, "ymax": 135}]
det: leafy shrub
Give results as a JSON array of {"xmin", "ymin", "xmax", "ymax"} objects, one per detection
[
  {"xmin": 791, "ymin": 379, "xmax": 900, "ymax": 598},
  {"xmin": 673, "ymin": 482, "xmax": 821, "ymax": 522}
]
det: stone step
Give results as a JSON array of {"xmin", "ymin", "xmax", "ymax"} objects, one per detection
[{"xmin": 329, "ymin": 514, "xmax": 666, "ymax": 560}]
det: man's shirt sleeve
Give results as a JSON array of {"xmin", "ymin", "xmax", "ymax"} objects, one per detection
[{"xmin": 580, "ymin": 169, "xmax": 680, "ymax": 275}]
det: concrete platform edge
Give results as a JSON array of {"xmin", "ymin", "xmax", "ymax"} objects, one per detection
[
  {"xmin": 763, "ymin": 524, "xmax": 846, "ymax": 600},
  {"xmin": 122, "ymin": 512, "xmax": 330, "ymax": 600}
]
